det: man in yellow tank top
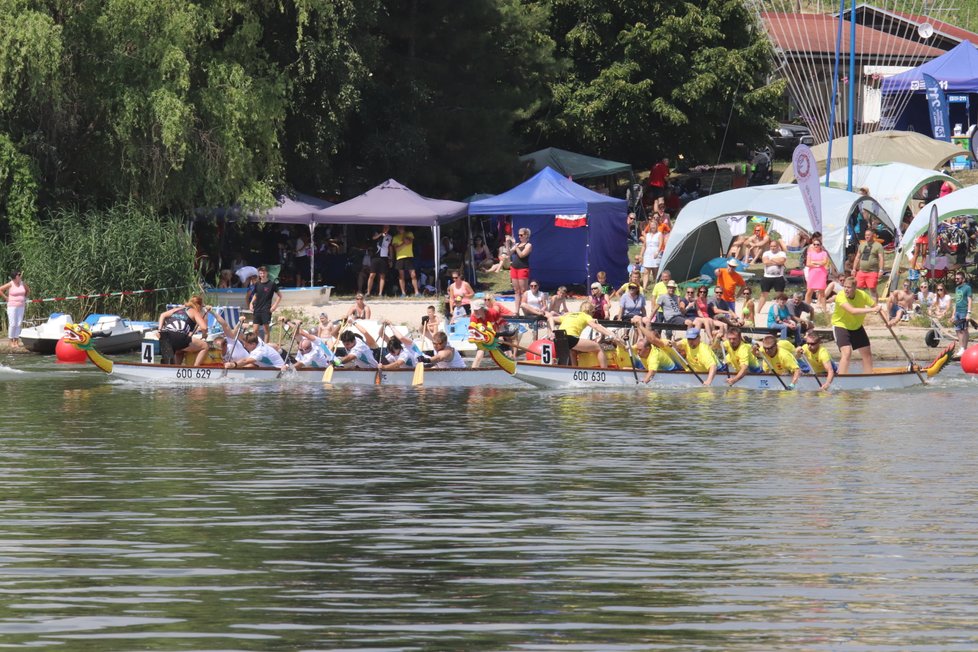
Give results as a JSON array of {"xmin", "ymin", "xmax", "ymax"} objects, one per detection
[{"xmin": 832, "ymin": 276, "xmax": 884, "ymax": 374}]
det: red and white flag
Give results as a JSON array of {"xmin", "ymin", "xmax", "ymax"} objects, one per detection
[{"xmin": 555, "ymin": 213, "xmax": 587, "ymax": 228}]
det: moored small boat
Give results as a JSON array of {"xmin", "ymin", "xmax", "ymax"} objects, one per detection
[{"xmin": 21, "ymin": 313, "xmax": 153, "ymax": 355}]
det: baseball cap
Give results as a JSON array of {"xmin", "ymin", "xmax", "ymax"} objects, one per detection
[
  {"xmin": 727, "ymin": 258, "xmax": 739, "ymax": 267},
  {"xmin": 591, "ymin": 282, "xmax": 602, "ymax": 290},
  {"xmin": 471, "ymin": 299, "xmax": 486, "ymax": 311},
  {"xmin": 666, "ymin": 280, "xmax": 678, "ymax": 288},
  {"xmin": 686, "ymin": 327, "xmax": 701, "ymax": 338}
]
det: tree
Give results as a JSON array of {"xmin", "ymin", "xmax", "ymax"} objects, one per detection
[
  {"xmin": 529, "ymin": 0, "xmax": 783, "ymax": 167},
  {"xmin": 337, "ymin": 0, "xmax": 559, "ymax": 197}
]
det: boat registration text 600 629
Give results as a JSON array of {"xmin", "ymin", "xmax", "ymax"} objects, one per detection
[
  {"xmin": 175, "ymin": 368, "xmax": 212, "ymax": 380},
  {"xmin": 572, "ymin": 370, "xmax": 606, "ymax": 382}
]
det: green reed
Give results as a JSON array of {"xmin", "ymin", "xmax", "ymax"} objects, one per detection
[{"xmin": 7, "ymin": 203, "xmax": 198, "ymax": 323}]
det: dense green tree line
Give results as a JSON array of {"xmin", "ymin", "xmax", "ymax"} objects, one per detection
[{"xmin": 1, "ymin": 0, "xmax": 779, "ymax": 223}]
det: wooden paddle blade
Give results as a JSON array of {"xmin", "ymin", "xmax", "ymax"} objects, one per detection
[
  {"xmin": 321, "ymin": 364, "xmax": 334, "ymax": 383},
  {"xmin": 412, "ymin": 362, "xmax": 424, "ymax": 386},
  {"xmin": 374, "ymin": 368, "xmax": 382, "ymax": 385}
]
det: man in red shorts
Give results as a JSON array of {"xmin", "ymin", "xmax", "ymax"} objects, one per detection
[{"xmin": 851, "ymin": 228, "xmax": 885, "ymax": 300}]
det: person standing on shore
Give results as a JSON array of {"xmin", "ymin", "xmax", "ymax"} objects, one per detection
[
  {"xmin": 510, "ymin": 227, "xmax": 532, "ymax": 315},
  {"xmin": 248, "ymin": 266, "xmax": 281, "ymax": 341},
  {"xmin": 366, "ymin": 225, "xmax": 392, "ymax": 297},
  {"xmin": 391, "ymin": 225, "xmax": 421, "ymax": 297},
  {"xmin": 1, "ymin": 270, "xmax": 29, "ymax": 347},
  {"xmin": 852, "ymin": 228, "xmax": 885, "ymax": 300},
  {"xmin": 953, "ymin": 270, "xmax": 973, "ymax": 357}
]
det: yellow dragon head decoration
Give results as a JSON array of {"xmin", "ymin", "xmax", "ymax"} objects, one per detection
[
  {"xmin": 63, "ymin": 323, "xmax": 114, "ymax": 373},
  {"xmin": 467, "ymin": 321, "xmax": 499, "ymax": 350},
  {"xmin": 467, "ymin": 321, "xmax": 515, "ymax": 374}
]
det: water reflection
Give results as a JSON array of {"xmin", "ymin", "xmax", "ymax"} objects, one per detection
[{"xmin": 1, "ymin": 362, "xmax": 978, "ymax": 649}]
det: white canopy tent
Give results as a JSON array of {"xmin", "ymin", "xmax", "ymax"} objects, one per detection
[
  {"xmin": 822, "ymin": 163, "xmax": 960, "ymax": 237},
  {"xmin": 887, "ymin": 185, "xmax": 978, "ymax": 295},
  {"xmin": 659, "ymin": 185, "xmax": 893, "ymax": 279}
]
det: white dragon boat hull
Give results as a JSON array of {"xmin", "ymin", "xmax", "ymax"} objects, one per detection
[
  {"xmin": 99, "ymin": 361, "xmax": 521, "ymax": 387},
  {"xmin": 506, "ymin": 360, "xmax": 948, "ymax": 391}
]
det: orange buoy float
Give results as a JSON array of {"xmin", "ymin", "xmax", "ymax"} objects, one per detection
[
  {"xmin": 960, "ymin": 343, "xmax": 978, "ymax": 374},
  {"xmin": 55, "ymin": 336, "xmax": 88, "ymax": 364},
  {"xmin": 525, "ymin": 338, "xmax": 554, "ymax": 363}
]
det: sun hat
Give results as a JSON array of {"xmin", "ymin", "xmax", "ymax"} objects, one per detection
[
  {"xmin": 591, "ymin": 282, "xmax": 602, "ymax": 290},
  {"xmin": 727, "ymin": 258, "xmax": 739, "ymax": 267},
  {"xmin": 471, "ymin": 299, "xmax": 486, "ymax": 311},
  {"xmin": 666, "ymin": 280, "xmax": 678, "ymax": 288},
  {"xmin": 686, "ymin": 327, "xmax": 701, "ymax": 338}
]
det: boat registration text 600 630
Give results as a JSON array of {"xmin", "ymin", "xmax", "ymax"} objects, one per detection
[
  {"xmin": 572, "ymin": 370, "xmax": 606, "ymax": 382},
  {"xmin": 175, "ymin": 368, "xmax": 212, "ymax": 380}
]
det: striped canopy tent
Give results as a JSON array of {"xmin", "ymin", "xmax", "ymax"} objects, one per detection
[
  {"xmin": 822, "ymin": 163, "xmax": 961, "ymax": 236},
  {"xmin": 658, "ymin": 184, "xmax": 893, "ymax": 281}
]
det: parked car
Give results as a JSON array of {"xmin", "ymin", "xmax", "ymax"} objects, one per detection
[{"xmin": 763, "ymin": 123, "xmax": 815, "ymax": 158}]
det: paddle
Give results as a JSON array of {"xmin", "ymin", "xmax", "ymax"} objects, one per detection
[
  {"xmin": 412, "ymin": 353, "xmax": 425, "ymax": 386},
  {"xmin": 670, "ymin": 343, "xmax": 705, "ymax": 385},
  {"xmin": 883, "ymin": 319, "xmax": 927, "ymax": 385},
  {"xmin": 757, "ymin": 347, "xmax": 790, "ymax": 390},
  {"xmin": 276, "ymin": 320, "xmax": 302, "ymax": 379},
  {"xmin": 220, "ymin": 313, "xmax": 246, "ymax": 378},
  {"xmin": 624, "ymin": 328, "xmax": 640, "ymax": 384},
  {"xmin": 321, "ymin": 318, "xmax": 346, "ymax": 383},
  {"xmin": 375, "ymin": 324, "xmax": 387, "ymax": 385}
]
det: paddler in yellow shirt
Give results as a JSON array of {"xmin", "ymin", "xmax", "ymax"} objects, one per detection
[
  {"xmin": 796, "ymin": 329, "xmax": 836, "ymax": 391},
  {"xmin": 671, "ymin": 326, "xmax": 717, "ymax": 386},
  {"xmin": 832, "ymin": 275, "xmax": 885, "ymax": 374},
  {"xmin": 633, "ymin": 323, "xmax": 679, "ymax": 383},
  {"xmin": 753, "ymin": 333, "xmax": 802, "ymax": 389},
  {"xmin": 721, "ymin": 326, "xmax": 762, "ymax": 386},
  {"xmin": 548, "ymin": 301, "xmax": 625, "ymax": 369}
]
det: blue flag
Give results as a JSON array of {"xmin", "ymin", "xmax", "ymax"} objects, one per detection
[{"xmin": 923, "ymin": 73, "xmax": 951, "ymax": 142}]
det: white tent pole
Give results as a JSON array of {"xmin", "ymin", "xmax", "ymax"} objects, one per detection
[
  {"xmin": 433, "ymin": 224, "xmax": 441, "ymax": 295},
  {"xmin": 308, "ymin": 222, "xmax": 315, "ymax": 288}
]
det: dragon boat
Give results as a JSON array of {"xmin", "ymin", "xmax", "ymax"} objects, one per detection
[
  {"xmin": 62, "ymin": 322, "xmax": 520, "ymax": 387},
  {"xmin": 469, "ymin": 322, "xmax": 956, "ymax": 392}
]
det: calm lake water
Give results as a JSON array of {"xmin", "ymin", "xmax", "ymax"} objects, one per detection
[{"xmin": 2, "ymin": 355, "xmax": 978, "ymax": 651}]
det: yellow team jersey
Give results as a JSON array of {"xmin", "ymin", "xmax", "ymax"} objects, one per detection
[
  {"xmin": 832, "ymin": 289, "xmax": 875, "ymax": 330},
  {"xmin": 760, "ymin": 346, "xmax": 800, "ymax": 375},
  {"xmin": 391, "ymin": 232, "xmax": 414, "ymax": 260},
  {"xmin": 643, "ymin": 346, "xmax": 676, "ymax": 371},
  {"xmin": 723, "ymin": 340, "xmax": 760, "ymax": 371},
  {"xmin": 679, "ymin": 340, "xmax": 718, "ymax": 373},
  {"xmin": 559, "ymin": 312, "xmax": 592, "ymax": 338},
  {"xmin": 650, "ymin": 281, "xmax": 667, "ymax": 309},
  {"xmin": 800, "ymin": 343, "xmax": 832, "ymax": 371}
]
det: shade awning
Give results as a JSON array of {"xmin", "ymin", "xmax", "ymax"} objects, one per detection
[{"xmin": 315, "ymin": 179, "xmax": 468, "ymax": 226}]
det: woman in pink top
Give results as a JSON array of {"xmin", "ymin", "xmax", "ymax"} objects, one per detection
[
  {"xmin": 446, "ymin": 270, "xmax": 474, "ymax": 320},
  {"xmin": 1, "ymin": 270, "xmax": 30, "ymax": 346},
  {"xmin": 803, "ymin": 233, "xmax": 830, "ymax": 313}
]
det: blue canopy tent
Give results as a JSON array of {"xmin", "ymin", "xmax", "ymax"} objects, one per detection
[
  {"xmin": 468, "ymin": 167, "xmax": 629, "ymax": 289},
  {"xmin": 881, "ymin": 41, "xmax": 978, "ymax": 133}
]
